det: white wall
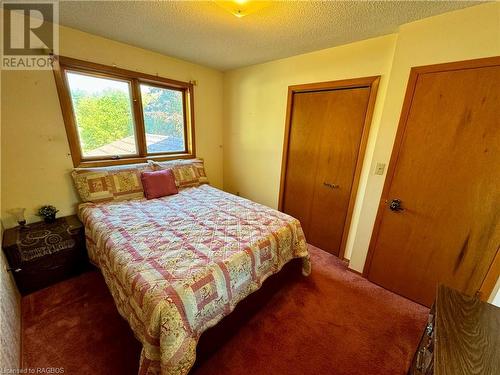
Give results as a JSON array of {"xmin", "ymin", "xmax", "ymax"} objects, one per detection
[{"xmin": 490, "ymin": 278, "xmax": 500, "ymax": 307}]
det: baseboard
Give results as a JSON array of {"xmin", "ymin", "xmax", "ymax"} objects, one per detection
[
  {"xmin": 347, "ymin": 268, "xmax": 363, "ymax": 276},
  {"xmin": 341, "ymin": 257, "xmax": 364, "ymax": 276}
]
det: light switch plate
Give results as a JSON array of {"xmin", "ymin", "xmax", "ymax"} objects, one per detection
[{"xmin": 375, "ymin": 163, "xmax": 386, "ymax": 175}]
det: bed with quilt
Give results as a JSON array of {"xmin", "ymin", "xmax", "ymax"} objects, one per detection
[{"xmin": 72, "ymin": 159, "xmax": 311, "ymax": 375}]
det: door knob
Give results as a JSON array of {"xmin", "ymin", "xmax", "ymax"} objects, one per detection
[
  {"xmin": 388, "ymin": 199, "xmax": 404, "ymax": 212},
  {"xmin": 323, "ymin": 182, "xmax": 340, "ymax": 189}
]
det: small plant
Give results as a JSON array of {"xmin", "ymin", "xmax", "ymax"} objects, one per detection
[{"xmin": 37, "ymin": 205, "xmax": 59, "ymax": 223}]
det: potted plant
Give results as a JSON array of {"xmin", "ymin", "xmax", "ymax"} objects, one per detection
[{"xmin": 37, "ymin": 205, "xmax": 59, "ymax": 223}]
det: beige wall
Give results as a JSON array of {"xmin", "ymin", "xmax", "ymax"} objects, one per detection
[
  {"xmin": 223, "ymin": 2, "xmax": 500, "ymax": 283},
  {"xmin": 223, "ymin": 33, "xmax": 397, "ymax": 265},
  {"xmin": 347, "ymin": 2, "xmax": 500, "ymax": 272},
  {"xmin": 223, "ymin": 33, "xmax": 397, "ymax": 207},
  {"xmin": 1, "ymin": 3, "xmax": 498, "ymax": 301},
  {"xmin": 1, "ymin": 25, "xmax": 224, "ymax": 228}
]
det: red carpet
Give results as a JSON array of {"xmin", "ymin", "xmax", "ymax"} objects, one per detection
[{"xmin": 22, "ymin": 245, "xmax": 428, "ymax": 374}]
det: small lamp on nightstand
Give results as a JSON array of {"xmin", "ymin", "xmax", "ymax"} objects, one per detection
[{"xmin": 9, "ymin": 207, "xmax": 27, "ymax": 229}]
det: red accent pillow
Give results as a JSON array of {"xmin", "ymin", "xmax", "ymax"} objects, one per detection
[{"xmin": 140, "ymin": 169, "xmax": 178, "ymax": 200}]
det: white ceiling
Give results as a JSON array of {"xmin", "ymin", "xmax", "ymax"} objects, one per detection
[{"xmin": 59, "ymin": 1, "xmax": 482, "ymax": 71}]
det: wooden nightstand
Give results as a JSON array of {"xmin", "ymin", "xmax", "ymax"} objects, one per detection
[{"xmin": 2, "ymin": 215, "xmax": 88, "ymax": 295}]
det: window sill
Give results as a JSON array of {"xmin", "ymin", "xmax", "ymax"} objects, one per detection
[{"xmin": 76, "ymin": 153, "xmax": 196, "ymax": 168}]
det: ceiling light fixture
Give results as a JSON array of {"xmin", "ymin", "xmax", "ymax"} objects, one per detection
[{"xmin": 214, "ymin": 1, "xmax": 271, "ymax": 18}]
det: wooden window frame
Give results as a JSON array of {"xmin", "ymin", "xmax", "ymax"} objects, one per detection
[{"xmin": 52, "ymin": 56, "xmax": 195, "ymax": 168}]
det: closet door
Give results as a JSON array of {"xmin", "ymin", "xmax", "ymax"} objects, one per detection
[
  {"xmin": 280, "ymin": 78, "xmax": 377, "ymax": 256},
  {"xmin": 280, "ymin": 92, "xmax": 324, "ymax": 238},
  {"xmin": 307, "ymin": 88, "xmax": 370, "ymax": 255}
]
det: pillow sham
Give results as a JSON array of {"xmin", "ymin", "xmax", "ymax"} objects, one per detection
[
  {"xmin": 71, "ymin": 163, "xmax": 152, "ymax": 203},
  {"xmin": 141, "ymin": 169, "xmax": 178, "ymax": 199},
  {"xmin": 191, "ymin": 159, "xmax": 209, "ymax": 185},
  {"xmin": 149, "ymin": 158, "xmax": 209, "ymax": 187}
]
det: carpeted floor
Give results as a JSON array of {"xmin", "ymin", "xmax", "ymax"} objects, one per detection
[{"xmin": 22, "ymin": 245, "xmax": 428, "ymax": 375}]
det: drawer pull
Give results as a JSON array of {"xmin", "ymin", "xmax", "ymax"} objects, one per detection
[{"xmin": 426, "ymin": 322, "xmax": 434, "ymax": 336}]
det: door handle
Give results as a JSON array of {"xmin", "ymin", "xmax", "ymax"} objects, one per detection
[
  {"xmin": 323, "ymin": 182, "xmax": 340, "ymax": 189},
  {"xmin": 388, "ymin": 199, "xmax": 404, "ymax": 212}
]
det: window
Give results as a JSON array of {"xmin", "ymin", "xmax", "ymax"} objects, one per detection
[
  {"xmin": 140, "ymin": 83, "xmax": 186, "ymax": 154},
  {"xmin": 66, "ymin": 72, "xmax": 137, "ymax": 158},
  {"xmin": 53, "ymin": 56, "xmax": 195, "ymax": 167}
]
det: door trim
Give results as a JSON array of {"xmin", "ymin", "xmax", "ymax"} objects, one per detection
[
  {"xmin": 362, "ymin": 56, "xmax": 500, "ymax": 301},
  {"xmin": 278, "ymin": 76, "xmax": 380, "ymax": 259}
]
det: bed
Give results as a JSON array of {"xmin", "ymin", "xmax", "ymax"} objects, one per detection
[{"xmin": 77, "ymin": 173, "xmax": 310, "ymax": 375}]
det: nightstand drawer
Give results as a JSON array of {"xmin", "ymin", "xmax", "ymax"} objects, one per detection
[{"xmin": 14, "ymin": 262, "xmax": 82, "ymax": 294}]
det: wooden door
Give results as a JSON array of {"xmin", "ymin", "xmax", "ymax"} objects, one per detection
[
  {"xmin": 279, "ymin": 77, "xmax": 379, "ymax": 257},
  {"xmin": 364, "ymin": 57, "xmax": 500, "ymax": 307}
]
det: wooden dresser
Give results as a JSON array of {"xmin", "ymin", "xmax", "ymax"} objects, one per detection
[{"xmin": 409, "ymin": 285, "xmax": 500, "ymax": 375}]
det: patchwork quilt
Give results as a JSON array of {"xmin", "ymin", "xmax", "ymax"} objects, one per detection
[{"xmin": 78, "ymin": 184, "xmax": 310, "ymax": 375}]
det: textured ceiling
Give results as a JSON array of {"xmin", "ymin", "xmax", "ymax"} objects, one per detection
[{"xmin": 59, "ymin": 1, "xmax": 482, "ymax": 71}]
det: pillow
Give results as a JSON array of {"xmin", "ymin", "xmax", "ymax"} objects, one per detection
[
  {"xmin": 191, "ymin": 159, "xmax": 209, "ymax": 185},
  {"xmin": 140, "ymin": 169, "xmax": 178, "ymax": 200},
  {"xmin": 149, "ymin": 158, "xmax": 209, "ymax": 187},
  {"xmin": 171, "ymin": 165, "xmax": 200, "ymax": 188},
  {"xmin": 71, "ymin": 163, "xmax": 152, "ymax": 203}
]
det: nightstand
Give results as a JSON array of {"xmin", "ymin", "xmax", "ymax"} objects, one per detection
[{"xmin": 2, "ymin": 215, "xmax": 88, "ymax": 295}]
